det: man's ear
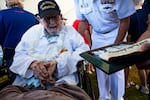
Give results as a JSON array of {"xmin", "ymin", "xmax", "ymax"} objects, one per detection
[
  {"xmin": 36, "ymin": 15, "xmax": 41, "ymax": 22},
  {"xmin": 37, "ymin": 15, "xmax": 44, "ymax": 25}
]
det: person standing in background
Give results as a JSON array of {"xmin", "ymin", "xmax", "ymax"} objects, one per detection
[
  {"xmin": 74, "ymin": 0, "xmax": 136, "ymax": 100},
  {"xmin": 125, "ymin": 0, "xmax": 149, "ymax": 95},
  {"xmin": 136, "ymin": 0, "xmax": 150, "ymax": 95},
  {"xmin": 0, "ymin": 0, "xmax": 38, "ymax": 68}
]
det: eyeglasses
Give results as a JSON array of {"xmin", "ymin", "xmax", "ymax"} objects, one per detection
[{"xmin": 44, "ymin": 15, "xmax": 59, "ymax": 21}]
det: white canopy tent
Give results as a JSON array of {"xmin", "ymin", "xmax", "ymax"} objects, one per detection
[{"xmin": 0, "ymin": 0, "xmax": 76, "ymax": 25}]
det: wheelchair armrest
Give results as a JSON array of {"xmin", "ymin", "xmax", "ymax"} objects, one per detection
[
  {"xmin": 77, "ymin": 60, "xmax": 85, "ymax": 88},
  {"xmin": 76, "ymin": 60, "xmax": 96, "ymax": 100}
]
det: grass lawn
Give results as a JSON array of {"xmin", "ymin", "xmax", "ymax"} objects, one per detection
[
  {"xmin": 124, "ymin": 65, "xmax": 149, "ymax": 100},
  {"xmin": 90, "ymin": 65, "xmax": 149, "ymax": 100}
]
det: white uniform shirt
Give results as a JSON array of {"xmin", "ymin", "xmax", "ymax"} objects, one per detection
[
  {"xmin": 10, "ymin": 24, "xmax": 89, "ymax": 87},
  {"xmin": 74, "ymin": 1, "xmax": 135, "ymax": 99},
  {"xmin": 74, "ymin": 0, "xmax": 136, "ymax": 49},
  {"xmin": 74, "ymin": 0, "xmax": 136, "ymax": 34}
]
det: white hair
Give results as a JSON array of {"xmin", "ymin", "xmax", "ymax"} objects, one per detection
[{"xmin": 5, "ymin": 0, "xmax": 23, "ymax": 8}]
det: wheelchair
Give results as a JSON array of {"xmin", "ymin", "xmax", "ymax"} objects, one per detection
[
  {"xmin": 0, "ymin": 60, "xmax": 16, "ymax": 91},
  {"xmin": 0, "ymin": 58, "xmax": 97, "ymax": 100},
  {"xmin": 0, "ymin": 47, "xmax": 16, "ymax": 90}
]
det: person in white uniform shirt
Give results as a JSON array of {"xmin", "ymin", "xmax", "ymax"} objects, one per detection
[
  {"xmin": 0, "ymin": 0, "xmax": 91, "ymax": 100},
  {"xmin": 74, "ymin": 0, "xmax": 136, "ymax": 100}
]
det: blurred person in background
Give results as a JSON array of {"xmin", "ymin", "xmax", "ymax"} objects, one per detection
[
  {"xmin": 0, "ymin": 0, "xmax": 38, "ymax": 68},
  {"xmin": 125, "ymin": 0, "xmax": 149, "ymax": 94}
]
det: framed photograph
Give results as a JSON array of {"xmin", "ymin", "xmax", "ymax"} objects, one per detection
[{"xmin": 80, "ymin": 39, "xmax": 150, "ymax": 74}]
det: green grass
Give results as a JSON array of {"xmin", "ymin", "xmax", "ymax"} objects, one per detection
[
  {"xmin": 90, "ymin": 66, "xmax": 149, "ymax": 100},
  {"xmin": 124, "ymin": 66, "xmax": 149, "ymax": 100},
  {"xmin": 125, "ymin": 87, "xmax": 148, "ymax": 100}
]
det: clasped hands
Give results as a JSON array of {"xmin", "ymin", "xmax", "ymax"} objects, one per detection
[{"xmin": 30, "ymin": 60, "xmax": 57, "ymax": 88}]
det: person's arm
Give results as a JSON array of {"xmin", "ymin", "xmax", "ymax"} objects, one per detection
[
  {"xmin": 136, "ymin": 14, "xmax": 150, "ymax": 68},
  {"xmin": 136, "ymin": 43, "xmax": 150, "ymax": 69},
  {"xmin": 78, "ymin": 20, "xmax": 89, "ymax": 35},
  {"xmin": 84, "ymin": 29, "xmax": 92, "ymax": 48},
  {"xmin": 115, "ymin": 16, "xmax": 130, "ymax": 43},
  {"xmin": 67, "ymin": 27, "xmax": 90, "ymax": 73},
  {"xmin": 9, "ymin": 27, "xmax": 39, "ymax": 78},
  {"xmin": 55, "ymin": 27, "xmax": 90, "ymax": 79},
  {"xmin": 127, "ymin": 14, "xmax": 135, "ymax": 42},
  {"xmin": 114, "ymin": 0, "xmax": 136, "ymax": 43}
]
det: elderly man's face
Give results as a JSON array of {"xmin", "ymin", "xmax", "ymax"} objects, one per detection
[{"xmin": 40, "ymin": 14, "xmax": 62, "ymax": 34}]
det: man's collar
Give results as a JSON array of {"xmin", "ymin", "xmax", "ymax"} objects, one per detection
[
  {"xmin": 43, "ymin": 29, "xmax": 59, "ymax": 38},
  {"xmin": 40, "ymin": 25, "xmax": 65, "ymax": 39}
]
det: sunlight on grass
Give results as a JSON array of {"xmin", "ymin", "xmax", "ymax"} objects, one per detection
[
  {"xmin": 124, "ymin": 65, "xmax": 149, "ymax": 100},
  {"xmin": 90, "ymin": 65, "xmax": 149, "ymax": 100}
]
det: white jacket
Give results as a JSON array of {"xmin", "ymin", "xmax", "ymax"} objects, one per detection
[{"xmin": 10, "ymin": 24, "xmax": 90, "ymax": 87}]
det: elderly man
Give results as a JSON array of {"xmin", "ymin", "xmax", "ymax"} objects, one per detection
[{"xmin": 0, "ymin": 0, "xmax": 91, "ymax": 100}]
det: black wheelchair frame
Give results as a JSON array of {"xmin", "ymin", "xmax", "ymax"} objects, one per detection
[{"xmin": 77, "ymin": 60, "xmax": 96, "ymax": 100}]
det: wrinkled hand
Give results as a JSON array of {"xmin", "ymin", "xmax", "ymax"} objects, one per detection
[
  {"xmin": 39, "ymin": 60, "xmax": 57, "ymax": 89},
  {"xmin": 30, "ymin": 61, "xmax": 49, "ymax": 80},
  {"xmin": 30, "ymin": 60, "xmax": 57, "ymax": 89},
  {"xmin": 45, "ymin": 60, "xmax": 57, "ymax": 84}
]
